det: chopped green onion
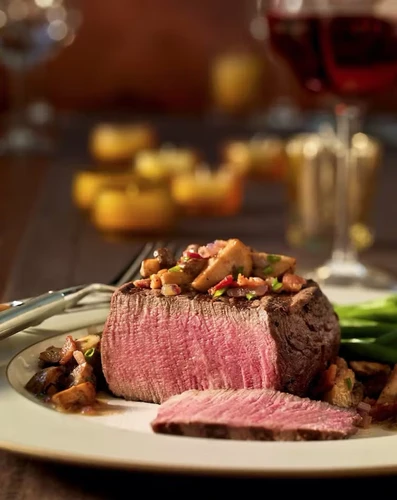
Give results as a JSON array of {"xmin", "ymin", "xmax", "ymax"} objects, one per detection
[
  {"xmin": 263, "ymin": 265, "xmax": 273, "ymax": 275},
  {"xmin": 345, "ymin": 377, "xmax": 352, "ymax": 390},
  {"xmin": 213, "ymin": 287, "xmax": 227, "ymax": 298},
  {"xmin": 246, "ymin": 292, "xmax": 256, "ymax": 300},
  {"xmin": 85, "ymin": 347, "xmax": 95, "ymax": 359},
  {"xmin": 267, "ymin": 254, "xmax": 281, "ymax": 263},
  {"xmin": 181, "ymin": 256, "xmax": 190, "ymax": 262},
  {"xmin": 271, "ymin": 278, "xmax": 283, "ymax": 291},
  {"xmin": 168, "ymin": 265, "xmax": 181, "ymax": 272}
]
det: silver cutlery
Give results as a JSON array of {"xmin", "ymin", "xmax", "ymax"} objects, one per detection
[
  {"xmin": 0, "ymin": 283, "xmax": 116, "ymax": 341},
  {"xmin": 0, "ymin": 240, "xmax": 182, "ymax": 340}
]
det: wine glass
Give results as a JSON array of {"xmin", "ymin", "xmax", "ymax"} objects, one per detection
[
  {"xmin": 259, "ymin": 0, "xmax": 397, "ymax": 290},
  {"xmin": 0, "ymin": 0, "xmax": 82, "ymax": 155}
]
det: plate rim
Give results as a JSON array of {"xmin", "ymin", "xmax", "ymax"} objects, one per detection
[
  {"xmin": 2, "ymin": 288, "xmax": 397, "ymax": 478},
  {"xmin": 3, "ymin": 438, "xmax": 397, "ymax": 479}
]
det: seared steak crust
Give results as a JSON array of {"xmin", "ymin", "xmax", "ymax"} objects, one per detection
[{"xmin": 101, "ymin": 280, "xmax": 340, "ymax": 404}]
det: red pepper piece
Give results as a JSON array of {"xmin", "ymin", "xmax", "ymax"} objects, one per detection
[
  {"xmin": 183, "ymin": 251, "xmax": 204, "ymax": 260},
  {"xmin": 209, "ymin": 274, "xmax": 238, "ymax": 295}
]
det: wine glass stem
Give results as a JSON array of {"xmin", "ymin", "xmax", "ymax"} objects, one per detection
[{"xmin": 331, "ymin": 103, "xmax": 361, "ymax": 265}]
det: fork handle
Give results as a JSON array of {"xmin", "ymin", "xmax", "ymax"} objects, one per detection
[{"xmin": 0, "ymin": 292, "xmax": 66, "ymax": 341}]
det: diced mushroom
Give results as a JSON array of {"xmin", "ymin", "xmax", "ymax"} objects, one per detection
[
  {"xmin": 179, "ymin": 258, "xmax": 207, "ymax": 278},
  {"xmin": 59, "ymin": 335, "xmax": 77, "ymax": 365},
  {"xmin": 322, "ymin": 357, "xmax": 356, "ymax": 408},
  {"xmin": 375, "ymin": 365, "xmax": 397, "ymax": 405},
  {"xmin": 160, "ymin": 270, "xmax": 192, "ymax": 286},
  {"xmin": 51, "ymin": 382, "xmax": 96, "ymax": 411},
  {"xmin": 236, "ymin": 275, "xmax": 266, "ymax": 288},
  {"xmin": 192, "ymin": 239, "xmax": 252, "ymax": 292},
  {"xmin": 73, "ymin": 350, "xmax": 86, "ymax": 365},
  {"xmin": 38, "ymin": 346, "xmax": 62, "ymax": 366},
  {"xmin": 133, "ymin": 278, "xmax": 151, "ymax": 288},
  {"xmin": 182, "ymin": 243, "xmax": 200, "ymax": 255},
  {"xmin": 251, "ymin": 252, "xmax": 296, "ymax": 279},
  {"xmin": 75, "ymin": 334, "xmax": 101, "ymax": 353},
  {"xmin": 350, "ymin": 361, "xmax": 391, "ymax": 378},
  {"xmin": 150, "ymin": 274, "xmax": 162, "ymax": 289},
  {"xmin": 140, "ymin": 258, "xmax": 161, "ymax": 278},
  {"xmin": 69, "ymin": 362, "xmax": 95, "ymax": 386},
  {"xmin": 281, "ymin": 273, "xmax": 307, "ymax": 293},
  {"xmin": 371, "ymin": 365, "xmax": 397, "ymax": 420},
  {"xmin": 161, "ymin": 284, "xmax": 181, "ymax": 296},
  {"xmin": 350, "ymin": 361, "xmax": 391, "ymax": 400},
  {"xmin": 351, "ymin": 381, "xmax": 365, "ymax": 407},
  {"xmin": 25, "ymin": 366, "xmax": 66, "ymax": 396},
  {"xmin": 153, "ymin": 247, "xmax": 176, "ymax": 268}
]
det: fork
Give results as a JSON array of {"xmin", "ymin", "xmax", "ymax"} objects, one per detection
[
  {"xmin": 0, "ymin": 240, "xmax": 181, "ymax": 340},
  {"xmin": 63, "ymin": 240, "xmax": 180, "ymax": 313}
]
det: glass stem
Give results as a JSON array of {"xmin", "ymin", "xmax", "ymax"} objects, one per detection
[{"xmin": 331, "ymin": 103, "xmax": 361, "ymax": 264}]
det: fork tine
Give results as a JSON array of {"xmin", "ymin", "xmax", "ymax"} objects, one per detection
[
  {"xmin": 110, "ymin": 239, "xmax": 181, "ymax": 287},
  {"xmin": 64, "ymin": 241, "xmax": 186, "ymax": 313},
  {"xmin": 109, "ymin": 241, "xmax": 159, "ymax": 287}
]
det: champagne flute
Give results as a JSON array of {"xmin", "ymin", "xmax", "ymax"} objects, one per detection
[
  {"xmin": 0, "ymin": 0, "xmax": 82, "ymax": 155},
  {"xmin": 259, "ymin": 0, "xmax": 397, "ymax": 289}
]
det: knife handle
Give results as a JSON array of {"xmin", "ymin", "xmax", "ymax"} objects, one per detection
[{"xmin": 0, "ymin": 291, "xmax": 66, "ymax": 341}]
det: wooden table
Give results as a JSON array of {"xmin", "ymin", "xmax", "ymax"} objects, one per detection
[{"xmin": 2, "ymin": 114, "xmax": 397, "ymax": 497}]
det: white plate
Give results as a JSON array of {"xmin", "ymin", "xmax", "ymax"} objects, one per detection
[{"xmin": 1, "ymin": 285, "xmax": 397, "ymax": 477}]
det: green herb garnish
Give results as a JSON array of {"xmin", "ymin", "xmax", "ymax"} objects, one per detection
[
  {"xmin": 267, "ymin": 254, "xmax": 281, "ymax": 263},
  {"xmin": 263, "ymin": 265, "xmax": 273, "ymax": 275},
  {"xmin": 246, "ymin": 292, "xmax": 256, "ymax": 300},
  {"xmin": 168, "ymin": 265, "xmax": 181, "ymax": 272},
  {"xmin": 85, "ymin": 348, "xmax": 95, "ymax": 359},
  {"xmin": 345, "ymin": 377, "xmax": 352, "ymax": 390},
  {"xmin": 213, "ymin": 287, "xmax": 227, "ymax": 298},
  {"xmin": 271, "ymin": 278, "xmax": 283, "ymax": 292},
  {"xmin": 232, "ymin": 265, "xmax": 244, "ymax": 280}
]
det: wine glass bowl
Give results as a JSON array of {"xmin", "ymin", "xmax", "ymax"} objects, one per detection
[
  {"xmin": 0, "ymin": 0, "xmax": 82, "ymax": 154},
  {"xmin": 265, "ymin": 6, "xmax": 397, "ymax": 99},
  {"xmin": 260, "ymin": 0, "xmax": 397, "ymax": 290}
]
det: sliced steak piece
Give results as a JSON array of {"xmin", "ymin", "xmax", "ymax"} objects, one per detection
[
  {"xmin": 151, "ymin": 389, "xmax": 361, "ymax": 441},
  {"xmin": 101, "ymin": 280, "xmax": 340, "ymax": 404}
]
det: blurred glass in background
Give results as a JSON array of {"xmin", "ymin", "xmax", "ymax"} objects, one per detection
[
  {"xmin": 0, "ymin": 0, "xmax": 81, "ymax": 155},
  {"xmin": 285, "ymin": 129, "xmax": 381, "ymax": 256}
]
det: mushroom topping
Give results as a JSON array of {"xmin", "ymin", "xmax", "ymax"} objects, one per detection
[{"xmin": 25, "ymin": 366, "xmax": 66, "ymax": 396}]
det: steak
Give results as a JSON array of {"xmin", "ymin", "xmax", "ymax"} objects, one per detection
[
  {"xmin": 101, "ymin": 279, "xmax": 340, "ymax": 404},
  {"xmin": 151, "ymin": 388, "xmax": 361, "ymax": 441}
]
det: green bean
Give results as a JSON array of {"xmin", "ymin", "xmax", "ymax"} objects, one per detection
[
  {"xmin": 373, "ymin": 329, "xmax": 397, "ymax": 347},
  {"xmin": 339, "ymin": 342, "xmax": 397, "ymax": 364},
  {"xmin": 339, "ymin": 318, "xmax": 397, "ymax": 338},
  {"xmin": 330, "ymin": 294, "xmax": 397, "ymax": 363},
  {"xmin": 334, "ymin": 295, "xmax": 397, "ymax": 323}
]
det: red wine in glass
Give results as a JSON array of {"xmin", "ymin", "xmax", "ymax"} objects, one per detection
[
  {"xmin": 262, "ymin": 4, "xmax": 397, "ymax": 290},
  {"xmin": 266, "ymin": 13, "xmax": 397, "ymax": 97}
]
